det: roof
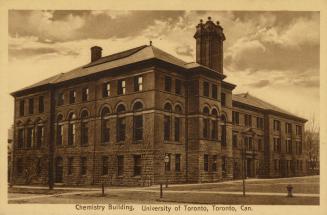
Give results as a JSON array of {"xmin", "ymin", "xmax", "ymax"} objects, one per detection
[
  {"xmin": 233, "ymin": 93, "xmax": 307, "ymax": 122},
  {"xmin": 14, "ymin": 45, "xmax": 219, "ymax": 95}
]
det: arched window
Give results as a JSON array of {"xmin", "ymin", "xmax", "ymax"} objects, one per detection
[
  {"xmin": 133, "ymin": 102, "xmax": 143, "ymax": 141},
  {"xmin": 203, "ymin": 107, "xmax": 210, "ymax": 139},
  {"xmin": 211, "ymin": 109, "xmax": 218, "ymax": 140},
  {"xmin": 221, "ymin": 115, "xmax": 227, "ymax": 146},
  {"xmin": 116, "ymin": 104, "xmax": 126, "ymax": 142},
  {"xmin": 56, "ymin": 114, "xmax": 64, "ymax": 146},
  {"xmin": 80, "ymin": 110, "xmax": 89, "ymax": 146},
  {"xmin": 36, "ymin": 122, "xmax": 44, "ymax": 148},
  {"xmin": 68, "ymin": 113, "xmax": 76, "ymax": 145},
  {"xmin": 101, "ymin": 107, "xmax": 110, "ymax": 143},
  {"xmin": 164, "ymin": 103, "xmax": 172, "ymax": 141},
  {"xmin": 174, "ymin": 105, "xmax": 182, "ymax": 142}
]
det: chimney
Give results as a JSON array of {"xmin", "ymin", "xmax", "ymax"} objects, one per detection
[{"xmin": 90, "ymin": 46, "xmax": 102, "ymax": 62}]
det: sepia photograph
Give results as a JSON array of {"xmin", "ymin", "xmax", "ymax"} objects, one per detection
[{"xmin": 0, "ymin": 1, "xmax": 325, "ymax": 214}]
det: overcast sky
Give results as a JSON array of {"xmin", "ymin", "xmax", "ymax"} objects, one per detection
[{"xmin": 7, "ymin": 10, "xmax": 319, "ymax": 128}]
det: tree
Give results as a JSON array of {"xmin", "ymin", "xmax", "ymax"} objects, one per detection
[{"xmin": 304, "ymin": 115, "xmax": 319, "ymax": 175}]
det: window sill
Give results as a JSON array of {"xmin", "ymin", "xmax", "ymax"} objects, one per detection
[
  {"xmin": 133, "ymin": 140, "xmax": 143, "ymax": 144},
  {"xmin": 81, "ymin": 144, "xmax": 89, "ymax": 147},
  {"xmin": 164, "ymin": 141, "xmax": 183, "ymax": 145},
  {"xmin": 133, "ymin": 175, "xmax": 141, "ymax": 178},
  {"xmin": 116, "ymin": 141, "xmax": 125, "ymax": 145},
  {"xmin": 101, "ymin": 142, "xmax": 110, "ymax": 146}
]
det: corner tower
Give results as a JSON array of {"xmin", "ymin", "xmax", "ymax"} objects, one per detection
[{"xmin": 194, "ymin": 17, "xmax": 226, "ymax": 73}]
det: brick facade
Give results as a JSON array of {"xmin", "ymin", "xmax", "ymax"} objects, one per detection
[{"xmin": 10, "ymin": 17, "xmax": 308, "ymax": 186}]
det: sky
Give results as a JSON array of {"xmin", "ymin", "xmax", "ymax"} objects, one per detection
[{"xmin": 6, "ymin": 10, "xmax": 320, "ymax": 129}]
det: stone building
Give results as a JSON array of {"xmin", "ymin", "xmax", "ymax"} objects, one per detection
[{"xmin": 10, "ymin": 17, "xmax": 308, "ymax": 186}]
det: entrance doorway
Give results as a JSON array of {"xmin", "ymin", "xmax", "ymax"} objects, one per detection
[{"xmin": 55, "ymin": 157, "xmax": 63, "ymax": 183}]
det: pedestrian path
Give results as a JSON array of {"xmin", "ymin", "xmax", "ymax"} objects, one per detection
[{"xmin": 8, "ymin": 186, "xmax": 319, "ymax": 202}]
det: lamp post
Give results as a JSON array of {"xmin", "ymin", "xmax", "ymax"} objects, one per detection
[{"xmin": 164, "ymin": 154, "xmax": 169, "ymax": 188}]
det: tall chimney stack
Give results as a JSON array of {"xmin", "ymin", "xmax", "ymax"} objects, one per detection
[{"xmin": 90, "ymin": 46, "xmax": 102, "ymax": 62}]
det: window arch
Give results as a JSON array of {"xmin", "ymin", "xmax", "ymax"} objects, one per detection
[
  {"xmin": 80, "ymin": 110, "xmax": 89, "ymax": 146},
  {"xmin": 221, "ymin": 114, "xmax": 227, "ymax": 146},
  {"xmin": 133, "ymin": 101, "xmax": 143, "ymax": 141},
  {"xmin": 68, "ymin": 112, "xmax": 76, "ymax": 145},
  {"xmin": 116, "ymin": 104, "xmax": 126, "ymax": 142},
  {"xmin": 117, "ymin": 104, "xmax": 126, "ymax": 113},
  {"xmin": 175, "ymin": 104, "xmax": 183, "ymax": 113},
  {"xmin": 203, "ymin": 106, "xmax": 210, "ymax": 115},
  {"xmin": 163, "ymin": 102, "xmax": 172, "ymax": 141},
  {"xmin": 133, "ymin": 101, "xmax": 143, "ymax": 111},
  {"xmin": 101, "ymin": 107, "xmax": 110, "ymax": 143},
  {"xmin": 164, "ymin": 103, "xmax": 172, "ymax": 112}
]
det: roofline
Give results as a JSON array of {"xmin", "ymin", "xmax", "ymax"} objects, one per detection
[
  {"xmin": 222, "ymin": 80, "xmax": 237, "ymax": 90},
  {"xmin": 232, "ymin": 100, "xmax": 307, "ymax": 123}
]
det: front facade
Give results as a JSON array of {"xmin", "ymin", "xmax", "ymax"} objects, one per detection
[{"xmin": 11, "ymin": 17, "xmax": 308, "ymax": 186}]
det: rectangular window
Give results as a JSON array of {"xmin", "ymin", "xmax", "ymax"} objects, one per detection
[
  {"xmin": 203, "ymin": 118, "xmax": 209, "ymax": 139},
  {"xmin": 26, "ymin": 127, "xmax": 34, "ymax": 148},
  {"xmin": 68, "ymin": 123, "xmax": 76, "ymax": 145},
  {"xmin": 68, "ymin": 157, "xmax": 73, "ymax": 175},
  {"xmin": 165, "ymin": 76, "xmax": 172, "ymax": 92},
  {"xmin": 298, "ymin": 141, "xmax": 302, "ymax": 154},
  {"xmin": 175, "ymin": 79, "xmax": 182, "ymax": 95},
  {"xmin": 69, "ymin": 90, "xmax": 76, "ymax": 104},
  {"xmin": 212, "ymin": 84, "xmax": 217, "ymax": 99},
  {"xmin": 258, "ymin": 138, "xmax": 263, "ymax": 151},
  {"xmin": 133, "ymin": 115, "xmax": 143, "ymax": 141},
  {"xmin": 38, "ymin": 96, "xmax": 44, "ymax": 113},
  {"xmin": 296, "ymin": 125, "xmax": 302, "ymax": 136},
  {"xmin": 57, "ymin": 93, "xmax": 64, "ymax": 106},
  {"xmin": 204, "ymin": 154, "xmax": 209, "ymax": 172},
  {"xmin": 232, "ymin": 133, "xmax": 238, "ymax": 148},
  {"xmin": 117, "ymin": 117, "xmax": 126, "ymax": 141},
  {"xmin": 82, "ymin": 88, "xmax": 89, "ymax": 101},
  {"xmin": 134, "ymin": 76, "xmax": 143, "ymax": 92},
  {"xmin": 211, "ymin": 120, "xmax": 218, "ymax": 140},
  {"xmin": 221, "ymin": 93, "xmax": 226, "ymax": 106},
  {"xmin": 174, "ymin": 117, "xmax": 180, "ymax": 141},
  {"xmin": 212, "ymin": 155, "xmax": 217, "ymax": 172},
  {"xmin": 102, "ymin": 119, "xmax": 110, "ymax": 143},
  {"xmin": 286, "ymin": 123, "xmax": 292, "ymax": 134},
  {"xmin": 273, "ymin": 120, "xmax": 281, "ymax": 131},
  {"xmin": 256, "ymin": 117, "xmax": 264, "ymax": 129},
  {"xmin": 133, "ymin": 155, "xmax": 141, "ymax": 176},
  {"xmin": 81, "ymin": 121, "xmax": 89, "ymax": 145},
  {"xmin": 57, "ymin": 124, "xmax": 63, "ymax": 145},
  {"xmin": 175, "ymin": 154, "xmax": 181, "ymax": 172},
  {"xmin": 274, "ymin": 159, "xmax": 280, "ymax": 171},
  {"xmin": 286, "ymin": 139, "xmax": 292, "ymax": 153},
  {"xmin": 19, "ymin": 100, "xmax": 25, "ymax": 116},
  {"xmin": 103, "ymin": 82, "xmax": 110, "ymax": 97},
  {"xmin": 28, "ymin": 98, "xmax": 34, "ymax": 114},
  {"xmin": 232, "ymin": 111, "xmax": 239, "ymax": 125},
  {"xmin": 102, "ymin": 156, "xmax": 109, "ymax": 175},
  {"xmin": 80, "ymin": 157, "xmax": 87, "ymax": 175},
  {"xmin": 274, "ymin": 137, "xmax": 281, "ymax": 152},
  {"xmin": 117, "ymin": 155, "xmax": 124, "ymax": 176},
  {"xmin": 245, "ymin": 114, "xmax": 252, "ymax": 127},
  {"xmin": 18, "ymin": 128, "xmax": 24, "ymax": 148},
  {"xmin": 36, "ymin": 126, "xmax": 44, "ymax": 148},
  {"xmin": 118, "ymin": 80, "xmax": 126, "ymax": 95},
  {"xmin": 164, "ymin": 115, "xmax": 170, "ymax": 141},
  {"xmin": 203, "ymin": 81, "xmax": 209, "ymax": 97}
]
